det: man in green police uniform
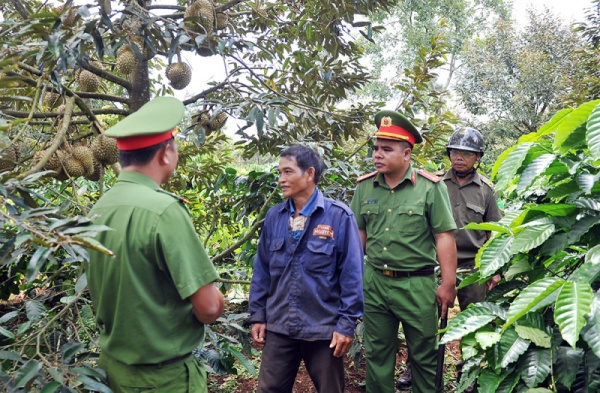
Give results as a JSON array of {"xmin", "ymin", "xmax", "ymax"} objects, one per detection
[
  {"xmin": 86, "ymin": 96, "xmax": 225, "ymax": 393},
  {"xmin": 350, "ymin": 110, "xmax": 457, "ymax": 393}
]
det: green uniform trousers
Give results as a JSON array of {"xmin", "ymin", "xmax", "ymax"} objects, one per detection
[
  {"xmin": 363, "ymin": 264, "xmax": 440, "ymax": 393},
  {"xmin": 99, "ymin": 351, "xmax": 207, "ymax": 393}
]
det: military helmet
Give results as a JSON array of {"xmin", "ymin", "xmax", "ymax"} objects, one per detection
[{"xmin": 446, "ymin": 127, "xmax": 485, "ymax": 155}]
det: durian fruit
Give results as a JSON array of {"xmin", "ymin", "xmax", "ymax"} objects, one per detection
[
  {"xmin": 0, "ymin": 139, "xmax": 18, "ymax": 172},
  {"xmin": 44, "ymin": 91, "xmax": 61, "ymax": 108},
  {"xmin": 192, "ymin": 109, "xmax": 210, "ymax": 132},
  {"xmin": 85, "ymin": 158, "xmax": 103, "ymax": 181},
  {"xmin": 91, "ymin": 134, "xmax": 119, "ymax": 165},
  {"xmin": 71, "ymin": 146, "xmax": 95, "ymax": 176},
  {"xmin": 166, "ymin": 62, "xmax": 192, "ymax": 90},
  {"xmin": 62, "ymin": 154, "xmax": 86, "ymax": 178},
  {"xmin": 54, "ymin": 5, "xmax": 77, "ymax": 27},
  {"xmin": 215, "ymin": 12, "xmax": 228, "ymax": 30},
  {"xmin": 122, "ymin": 16, "xmax": 143, "ymax": 34},
  {"xmin": 185, "ymin": 0, "xmax": 214, "ymax": 33},
  {"xmin": 77, "ymin": 69, "xmax": 101, "ymax": 92},
  {"xmin": 57, "ymin": 119, "xmax": 78, "ymax": 135},
  {"xmin": 208, "ymin": 112, "xmax": 228, "ymax": 131},
  {"xmin": 33, "ymin": 149, "xmax": 62, "ymax": 174},
  {"xmin": 116, "ymin": 45, "xmax": 139, "ymax": 75}
]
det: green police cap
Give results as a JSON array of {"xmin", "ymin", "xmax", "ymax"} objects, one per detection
[
  {"xmin": 105, "ymin": 96, "xmax": 185, "ymax": 150},
  {"xmin": 374, "ymin": 110, "xmax": 422, "ymax": 146}
]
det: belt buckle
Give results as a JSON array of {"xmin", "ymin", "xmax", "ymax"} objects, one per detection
[{"xmin": 382, "ymin": 270, "xmax": 394, "ymax": 277}]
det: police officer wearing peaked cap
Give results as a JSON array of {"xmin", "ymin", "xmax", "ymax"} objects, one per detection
[
  {"xmin": 86, "ymin": 96, "xmax": 225, "ymax": 393},
  {"xmin": 350, "ymin": 109, "xmax": 457, "ymax": 393}
]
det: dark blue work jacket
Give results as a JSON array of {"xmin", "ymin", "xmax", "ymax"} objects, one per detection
[{"xmin": 248, "ymin": 190, "xmax": 364, "ymax": 339}]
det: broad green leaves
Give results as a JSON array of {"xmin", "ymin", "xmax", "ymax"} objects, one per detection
[{"xmin": 452, "ymin": 100, "xmax": 600, "ymax": 391}]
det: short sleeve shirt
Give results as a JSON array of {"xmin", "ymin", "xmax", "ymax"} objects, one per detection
[
  {"xmin": 87, "ymin": 171, "xmax": 219, "ymax": 365},
  {"xmin": 350, "ymin": 166, "xmax": 456, "ymax": 271},
  {"xmin": 443, "ymin": 170, "xmax": 504, "ymax": 260}
]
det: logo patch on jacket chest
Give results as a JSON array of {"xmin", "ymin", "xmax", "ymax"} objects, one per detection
[{"xmin": 313, "ymin": 224, "xmax": 334, "ymax": 239}]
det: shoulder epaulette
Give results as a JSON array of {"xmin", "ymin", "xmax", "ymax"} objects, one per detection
[
  {"xmin": 157, "ymin": 189, "xmax": 191, "ymax": 204},
  {"xmin": 418, "ymin": 169, "xmax": 441, "ymax": 183},
  {"xmin": 356, "ymin": 171, "xmax": 378, "ymax": 183},
  {"xmin": 480, "ymin": 175, "xmax": 495, "ymax": 189}
]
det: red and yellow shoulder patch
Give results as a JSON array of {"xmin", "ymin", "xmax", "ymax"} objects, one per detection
[
  {"xmin": 356, "ymin": 171, "xmax": 378, "ymax": 183},
  {"xmin": 418, "ymin": 169, "xmax": 441, "ymax": 183}
]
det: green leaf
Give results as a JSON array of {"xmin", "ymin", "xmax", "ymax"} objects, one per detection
[
  {"xmin": 497, "ymin": 328, "xmax": 531, "ymax": 368},
  {"xmin": 25, "ymin": 300, "xmax": 46, "ymax": 323},
  {"xmin": 518, "ymin": 348, "xmax": 551, "ymax": 388},
  {"xmin": 555, "ymin": 346, "xmax": 584, "ymax": 390},
  {"xmin": 440, "ymin": 306, "xmax": 496, "ymax": 344},
  {"xmin": 477, "ymin": 368, "xmax": 505, "ymax": 393},
  {"xmin": 505, "ymin": 258, "xmax": 532, "ymax": 280},
  {"xmin": 504, "ymin": 277, "xmax": 564, "ymax": 329},
  {"xmin": 463, "ymin": 222, "xmax": 512, "ymax": 234},
  {"xmin": 0, "ymin": 310, "xmax": 19, "ymax": 324},
  {"xmin": 476, "ymin": 331, "xmax": 501, "ymax": 349},
  {"xmin": 510, "ymin": 218, "xmax": 554, "ymax": 254},
  {"xmin": 495, "ymin": 143, "xmax": 533, "ymax": 191},
  {"xmin": 495, "ymin": 371, "xmax": 520, "ymax": 393},
  {"xmin": 586, "ymin": 102, "xmax": 600, "ymax": 161},
  {"xmin": 479, "ymin": 235, "xmax": 513, "ymax": 277},
  {"xmin": 514, "ymin": 325, "xmax": 551, "ymax": 348},
  {"xmin": 14, "ymin": 359, "xmax": 42, "ymax": 388},
  {"xmin": 581, "ymin": 292, "xmax": 600, "ymax": 358},
  {"xmin": 567, "ymin": 215, "xmax": 599, "ymax": 244},
  {"xmin": 27, "ymin": 246, "xmax": 51, "ymax": 283},
  {"xmin": 516, "ymin": 154, "xmax": 555, "ymax": 194},
  {"xmin": 555, "ymin": 281, "xmax": 594, "ymax": 348},
  {"xmin": 537, "ymin": 107, "xmax": 573, "ymax": 137},
  {"xmin": 60, "ymin": 341, "xmax": 84, "ymax": 363},
  {"xmin": 574, "ymin": 198, "xmax": 600, "ymax": 211},
  {"xmin": 0, "ymin": 326, "xmax": 15, "ymax": 339},
  {"xmin": 576, "ymin": 173, "xmax": 595, "ymax": 194},
  {"xmin": 40, "ymin": 381, "xmax": 61, "ymax": 393},
  {"xmin": 528, "ymin": 204, "xmax": 577, "ymax": 217},
  {"xmin": 0, "ymin": 350, "xmax": 22, "ymax": 361},
  {"xmin": 554, "ymin": 100, "xmax": 600, "ymax": 152},
  {"xmin": 228, "ymin": 347, "xmax": 257, "ymax": 375},
  {"xmin": 569, "ymin": 244, "xmax": 600, "ymax": 284},
  {"xmin": 75, "ymin": 273, "xmax": 87, "ymax": 294}
]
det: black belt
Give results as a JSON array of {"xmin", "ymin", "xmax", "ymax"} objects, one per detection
[
  {"xmin": 374, "ymin": 267, "xmax": 434, "ymax": 278},
  {"xmin": 137, "ymin": 352, "xmax": 192, "ymax": 368}
]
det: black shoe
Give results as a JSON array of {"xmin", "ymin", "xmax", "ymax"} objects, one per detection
[{"xmin": 395, "ymin": 369, "xmax": 412, "ymax": 389}]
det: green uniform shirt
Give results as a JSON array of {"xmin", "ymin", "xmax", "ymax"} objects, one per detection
[
  {"xmin": 350, "ymin": 166, "xmax": 456, "ymax": 272},
  {"xmin": 442, "ymin": 169, "xmax": 504, "ymax": 260},
  {"xmin": 87, "ymin": 171, "xmax": 219, "ymax": 365}
]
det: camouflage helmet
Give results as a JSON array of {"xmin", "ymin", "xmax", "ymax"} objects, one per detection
[{"xmin": 446, "ymin": 127, "xmax": 485, "ymax": 155}]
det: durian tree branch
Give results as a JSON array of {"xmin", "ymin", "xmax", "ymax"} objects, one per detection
[
  {"xmin": 82, "ymin": 62, "xmax": 131, "ymax": 90},
  {"xmin": 8, "ymin": 0, "xmax": 29, "ymax": 19},
  {"xmin": 211, "ymin": 186, "xmax": 277, "ymax": 264},
  {"xmin": 18, "ymin": 95, "xmax": 76, "ymax": 180},
  {"xmin": 76, "ymin": 92, "xmax": 129, "ymax": 104},
  {"xmin": 183, "ymin": 81, "xmax": 229, "ymax": 105},
  {"xmin": 3, "ymin": 108, "xmax": 129, "ymax": 119}
]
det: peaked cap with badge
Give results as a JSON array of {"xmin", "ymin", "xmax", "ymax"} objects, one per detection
[
  {"xmin": 374, "ymin": 110, "xmax": 423, "ymax": 146},
  {"xmin": 105, "ymin": 96, "xmax": 185, "ymax": 151}
]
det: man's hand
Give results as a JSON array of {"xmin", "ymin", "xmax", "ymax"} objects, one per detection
[
  {"xmin": 486, "ymin": 274, "xmax": 501, "ymax": 291},
  {"xmin": 329, "ymin": 331, "xmax": 353, "ymax": 358},
  {"xmin": 251, "ymin": 323, "xmax": 267, "ymax": 348},
  {"xmin": 436, "ymin": 283, "xmax": 457, "ymax": 319}
]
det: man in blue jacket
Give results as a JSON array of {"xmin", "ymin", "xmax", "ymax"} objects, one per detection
[{"xmin": 247, "ymin": 145, "xmax": 364, "ymax": 393}]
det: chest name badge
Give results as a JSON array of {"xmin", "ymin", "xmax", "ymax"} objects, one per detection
[{"xmin": 313, "ymin": 224, "xmax": 334, "ymax": 239}]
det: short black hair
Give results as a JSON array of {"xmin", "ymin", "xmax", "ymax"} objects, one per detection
[
  {"xmin": 119, "ymin": 138, "xmax": 174, "ymax": 167},
  {"xmin": 280, "ymin": 145, "xmax": 325, "ymax": 185}
]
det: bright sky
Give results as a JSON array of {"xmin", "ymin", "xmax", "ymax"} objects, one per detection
[{"xmin": 513, "ymin": 0, "xmax": 595, "ymax": 25}]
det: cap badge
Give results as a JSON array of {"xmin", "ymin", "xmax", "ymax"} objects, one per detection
[{"xmin": 381, "ymin": 116, "xmax": 393, "ymax": 127}]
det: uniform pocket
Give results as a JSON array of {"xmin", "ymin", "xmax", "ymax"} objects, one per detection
[
  {"xmin": 465, "ymin": 202, "xmax": 485, "ymax": 223},
  {"xmin": 305, "ymin": 239, "xmax": 335, "ymax": 274},
  {"xmin": 397, "ymin": 204, "xmax": 426, "ymax": 234},
  {"xmin": 268, "ymin": 238, "xmax": 287, "ymax": 273}
]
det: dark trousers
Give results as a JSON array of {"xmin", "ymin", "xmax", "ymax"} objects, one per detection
[
  {"xmin": 457, "ymin": 259, "xmax": 487, "ymax": 311},
  {"xmin": 257, "ymin": 330, "xmax": 345, "ymax": 393}
]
